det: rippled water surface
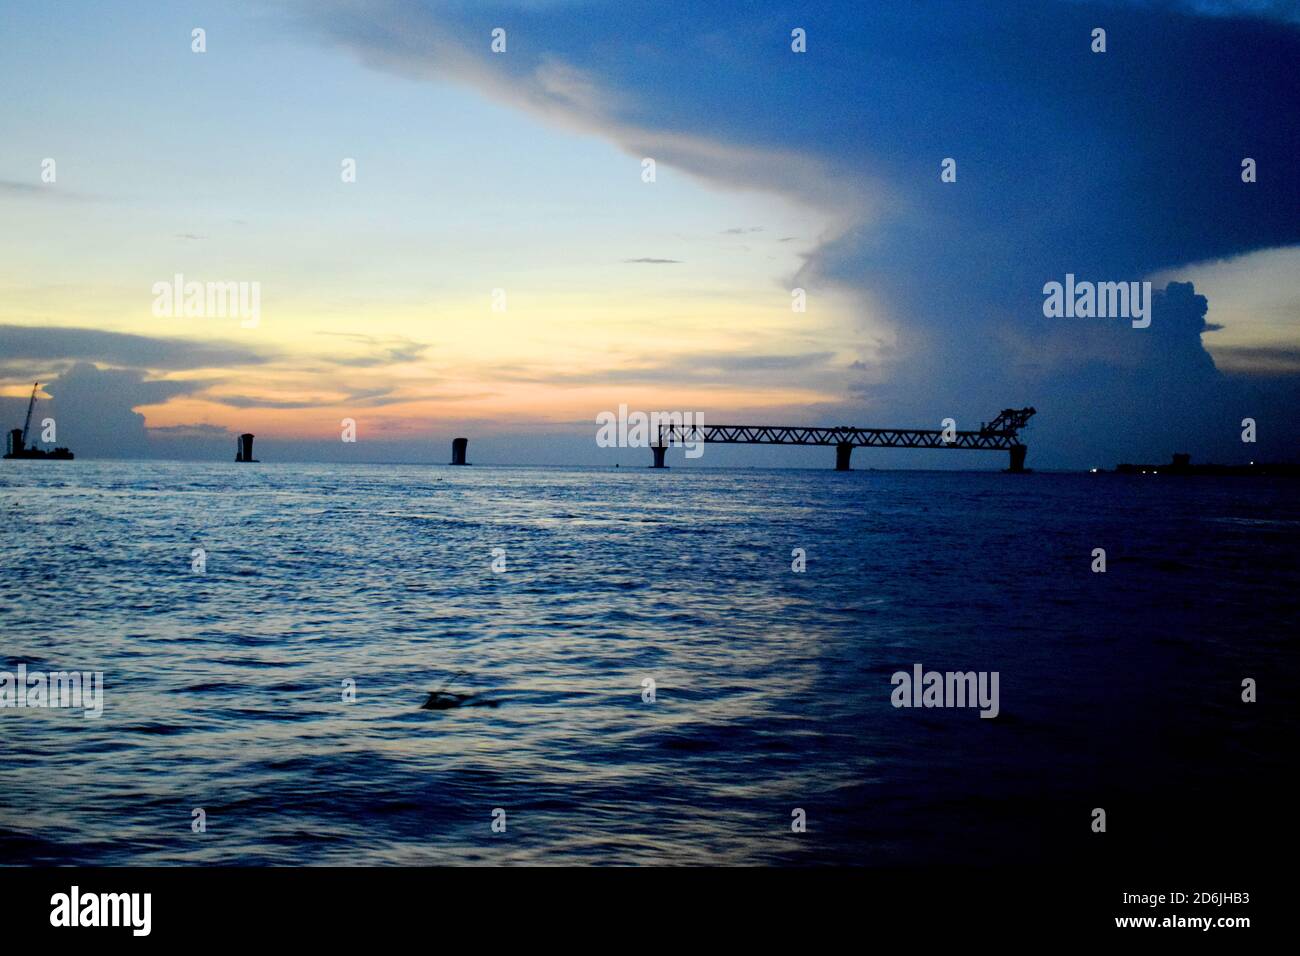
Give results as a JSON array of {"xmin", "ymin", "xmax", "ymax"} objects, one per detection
[{"xmin": 2, "ymin": 462, "xmax": 1296, "ymax": 865}]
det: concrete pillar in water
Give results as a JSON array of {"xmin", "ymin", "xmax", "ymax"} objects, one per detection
[
  {"xmin": 236, "ymin": 433, "xmax": 255, "ymax": 462},
  {"xmin": 651, "ymin": 445, "xmax": 667, "ymax": 468},
  {"xmin": 835, "ymin": 442, "xmax": 853, "ymax": 471},
  {"xmin": 451, "ymin": 437, "xmax": 468, "ymax": 465},
  {"xmin": 1008, "ymin": 445, "xmax": 1027, "ymax": 473}
]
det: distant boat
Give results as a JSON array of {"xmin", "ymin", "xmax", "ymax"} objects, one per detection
[{"xmin": 3, "ymin": 383, "xmax": 74, "ymax": 460}]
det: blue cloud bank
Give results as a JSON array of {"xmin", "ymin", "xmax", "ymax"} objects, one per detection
[{"xmin": 295, "ymin": 0, "xmax": 1300, "ymax": 466}]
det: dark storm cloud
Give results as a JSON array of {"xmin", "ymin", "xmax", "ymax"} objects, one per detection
[
  {"xmin": 0, "ymin": 324, "xmax": 275, "ymax": 371},
  {"xmin": 280, "ymin": 2, "xmax": 1300, "ymax": 462},
  {"xmin": 0, "ymin": 363, "xmax": 208, "ymax": 458}
]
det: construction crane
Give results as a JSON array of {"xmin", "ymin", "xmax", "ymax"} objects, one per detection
[
  {"xmin": 4, "ymin": 382, "xmax": 74, "ymax": 459},
  {"xmin": 20, "ymin": 382, "xmax": 39, "ymax": 449},
  {"xmin": 978, "ymin": 407, "xmax": 1037, "ymax": 439}
]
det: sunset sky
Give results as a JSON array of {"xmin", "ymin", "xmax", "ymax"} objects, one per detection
[{"xmin": 2, "ymin": 0, "xmax": 1297, "ymax": 467}]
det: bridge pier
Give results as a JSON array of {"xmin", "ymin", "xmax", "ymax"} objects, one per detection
[
  {"xmin": 835, "ymin": 442, "xmax": 853, "ymax": 471},
  {"xmin": 450, "ymin": 437, "xmax": 468, "ymax": 465},
  {"xmin": 235, "ymin": 433, "xmax": 257, "ymax": 462},
  {"xmin": 1009, "ymin": 445, "xmax": 1027, "ymax": 473},
  {"xmin": 651, "ymin": 445, "xmax": 667, "ymax": 468}
]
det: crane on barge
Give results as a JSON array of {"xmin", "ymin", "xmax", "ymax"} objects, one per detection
[{"xmin": 4, "ymin": 383, "xmax": 75, "ymax": 460}]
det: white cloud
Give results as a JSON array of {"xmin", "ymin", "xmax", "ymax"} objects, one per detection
[{"xmin": 1151, "ymin": 245, "xmax": 1300, "ymax": 373}]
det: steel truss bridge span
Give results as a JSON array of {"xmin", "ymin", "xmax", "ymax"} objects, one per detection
[{"xmin": 651, "ymin": 407, "xmax": 1036, "ymax": 472}]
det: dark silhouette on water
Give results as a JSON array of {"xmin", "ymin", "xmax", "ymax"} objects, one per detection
[
  {"xmin": 650, "ymin": 406, "xmax": 1036, "ymax": 471},
  {"xmin": 421, "ymin": 671, "xmax": 501, "ymax": 710},
  {"xmin": 1110, "ymin": 452, "xmax": 1300, "ymax": 477},
  {"xmin": 450, "ymin": 437, "xmax": 469, "ymax": 465},
  {"xmin": 235, "ymin": 433, "xmax": 258, "ymax": 462},
  {"xmin": 3, "ymin": 383, "xmax": 74, "ymax": 460}
]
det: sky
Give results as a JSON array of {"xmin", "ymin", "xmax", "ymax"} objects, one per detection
[{"xmin": 1, "ymin": 0, "xmax": 1297, "ymax": 468}]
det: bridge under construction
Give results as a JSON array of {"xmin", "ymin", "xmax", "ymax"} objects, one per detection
[{"xmin": 652, "ymin": 407, "xmax": 1036, "ymax": 472}]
